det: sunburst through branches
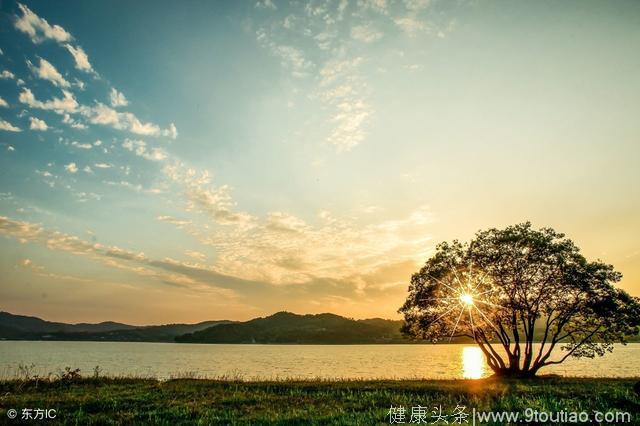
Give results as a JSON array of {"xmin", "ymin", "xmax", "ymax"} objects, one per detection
[{"xmin": 419, "ymin": 261, "xmax": 504, "ymax": 343}]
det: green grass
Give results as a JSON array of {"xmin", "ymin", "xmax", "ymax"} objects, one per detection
[{"xmin": 0, "ymin": 377, "xmax": 639, "ymax": 425}]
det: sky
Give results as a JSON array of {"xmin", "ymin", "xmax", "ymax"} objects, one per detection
[{"xmin": 0, "ymin": 0, "xmax": 639, "ymax": 325}]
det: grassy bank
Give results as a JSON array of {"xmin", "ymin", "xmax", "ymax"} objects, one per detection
[{"xmin": 0, "ymin": 377, "xmax": 639, "ymax": 425}]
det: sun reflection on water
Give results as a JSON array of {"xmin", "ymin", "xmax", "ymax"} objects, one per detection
[{"xmin": 462, "ymin": 346, "xmax": 485, "ymax": 379}]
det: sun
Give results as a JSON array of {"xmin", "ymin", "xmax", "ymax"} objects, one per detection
[
  {"xmin": 459, "ymin": 293, "xmax": 474, "ymax": 307},
  {"xmin": 420, "ymin": 262, "xmax": 500, "ymax": 343}
]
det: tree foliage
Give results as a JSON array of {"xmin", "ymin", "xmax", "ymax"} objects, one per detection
[{"xmin": 399, "ymin": 222, "xmax": 640, "ymax": 377}]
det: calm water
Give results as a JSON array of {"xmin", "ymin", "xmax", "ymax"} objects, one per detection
[{"xmin": 0, "ymin": 342, "xmax": 638, "ymax": 380}]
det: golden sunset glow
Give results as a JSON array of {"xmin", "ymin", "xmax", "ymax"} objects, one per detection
[
  {"xmin": 0, "ymin": 0, "xmax": 638, "ymax": 326},
  {"xmin": 459, "ymin": 293, "xmax": 474, "ymax": 307},
  {"xmin": 462, "ymin": 346, "xmax": 485, "ymax": 379}
]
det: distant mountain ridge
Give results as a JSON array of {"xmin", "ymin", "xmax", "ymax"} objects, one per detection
[
  {"xmin": 0, "ymin": 311, "xmax": 135, "ymax": 333},
  {"xmin": 0, "ymin": 311, "xmax": 231, "ymax": 342},
  {"xmin": 6, "ymin": 310, "xmax": 629, "ymax": 344},
  {"xmin": 175, "ymin": 311, "xmax": 408, "ymax": 344},
  {"xmin": 0, "ymin": 310, "xmax": 408, "ymax": 344}
]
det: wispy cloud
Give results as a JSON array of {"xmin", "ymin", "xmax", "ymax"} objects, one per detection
[
  {"xmin": 1, "ymin": 70, "xmax": 16, "ymax": 79},
  {"xmin": 160, "ymin": 163, "xmax": 434, "ymax": 290},
  {"xmin": 19, "ymin": 87, "xmax": 79, "ymax": 113},
  {"xmin": 164, "ymin": 163, "xmax": 255, "ymax": 227},
  {"xmin": 351, "ymin": 23, "xmax": 383, "ymax": 42},
  {"xmin": 14, "ymin": 3, "xmax": 72, "ymax": 44},
  {"xmin": 0, "ymin": 119, "xmax": 22, "ymax": 132},
  {"xmin": 109, "ymin": 88, "xmax": 128, "ymax": 107},
  {"xmin": 29, "ymin": 116, "xmax": 48, "ymax": 131},
  {"xmin": 64, "ymin": 162, "xmax": 78, "ymax": 173},
  {"xmin": 64, "ymin": 44, "xmax": 94, "ymax": 73},
  {"xmin": 71, "ymin": 141, "xmax": 92, "ymax": 149},
  {"xmin": 80, "ymin": 103, "xmax": 177, "ymax": 138},
  {"xmin": 27, "ymin": 58, "xmax": 70, "ymax": 88},
  {"xmin": 0, "ymin": 215, "xmax": 243, "ymax": 294},
  {"xmin": 185, "ymin": 250, "xmax": 207, "ymax": 261},
  {"xmin": 13, "ymin": 3, "xmax": 176, "ymax": 142},
  {"xmin": 62, "ymin": 113, "xmax": 86, "ymax": 129},
  {"xmin": 122, "ymin": 138, "xmax": 167, "ymax": 161}
]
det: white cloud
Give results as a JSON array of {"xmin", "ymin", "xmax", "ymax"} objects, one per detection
[
  {"xmin": 256, "ymin": 29, "xmax": 314, "ymax": 78},
  {"xmin": 351, "ymin": 24, "xmax": 383, "ymax": 43},
  {"xmin": 0, "ymin": 70, "xmax": 15, "ymax": 79},
  {"xmin": 109, "ymin": 88, "xmax": 128, "ymax": 107},
  {"xmin": 19, "ymin": 88, "xmax": 78, "ymax": 113},
  {"xmin": 80, "ymin": 103, "xmax": 174, "ymax": 138},
  {"xmin": 356, "ymin": 0, "xmax": 389, "ymax": 14},
  {"xmin": 170, "ymin": 202, "xmax": 434, "ymax": 288},
  {"xmin": 158, "ymin": 215, "xmax": 192, "ymax": 227},
  {"xmin": 29, "ymin": 116, "xmax": 48, "ymax": 131},
  {"xmin": 27, "ymin": 58, "xmax": 70, "ymax": 88},
  {"xmin": 62, "ymin": 113, "xmax": 87, "ymax": 129},
  {"xmin": 64, "ymin": 162, "xmax": 78, "ymax": 173},
  {"xmin": 185, "ymin": 250, "xmax": 207, "ymax": 261},
  {"xmin": 35, "ymin": 169, "xmax": 53, "ymax": 178},
  {"xmin": 0, "ymin": 216, "xmax": 242, "ymax": 293},
  {"xmin": 83, "ymin": 166, "xmax": 93, "ymax": 174},
  {"xmin": 164, "ymin": 123, "xmax": 178, "ymax": 139},
  {"xmin": 283, "ymin": 15, "xmax": 295, "ymax": 29},
  {"xmin": 394, "ymin": 16, "xmax": 426, "ymax": 34},
  {"xmin": 104, "ymin": 180, "xmax": 143, "ymax": 192},
  {"xmin": 326, "ymin": 99, "xmax": 371, "ymax": 151},
  {"xmin": 317, "ymin": 58, "xmax": 371, "ymax": 151},
  {"xmin": 0, "ymin": 97, "xmax": 8, "ymax": 107},
  {"xmin": 64, "ymin": 44, "xmax": 93, "ymax": 72},
  {"xmin": 122, "ymin": 138, "xmax": 167, "ymax": 162},
  {"xmin": 164, "ymin": 164, "xmax": 255, "ymax": 227},
  {"xmin": 314, "ymin": 32, "xmax": 335, "ymax": 50},
  {"xmin": 71, "ymin": 141, "xmax": 92, "ymax": 149},
  {"xmin": 0, "ymin": 120, "xmax": 21, "ymax": 132},
  {"xmin": 404, "ymin": 0, "xmax": 430, "ymax": 11},
  {"xmin": 122, "ymin": 138, "xmax": 145, "ymax": 154},
  {"xmin": 256, "ymin": 0, "xmax": 276, "ymax": 9},
  {"xmin": 14, "ymin": 3, "xmax": 72, "ymax": 44}
]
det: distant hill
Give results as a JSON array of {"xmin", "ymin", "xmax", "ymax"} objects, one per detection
[
  {"xmin": 3, "ymin": 310, "xmax": 636, "ymax": 344},
  {"xmin": 0, "ymin": 311, "xmax": 231, "ymax": 342},
  {"xmin": 0, "ymin": 311, "xmax": 135, "ymax": 333},
  {"xmin": 175, "ymin": 311, "xmax": 407, "ymax": 344}
]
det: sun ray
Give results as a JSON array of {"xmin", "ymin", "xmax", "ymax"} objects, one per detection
[
  {"xmin": 448, "ymin": 261, "xmax": 466, "ymax": 289},
  {"xmin": 473, "ymin": 299, "xmax": 507, "ymax": 310},
  {"xmin": 422, "ymin": 260, "xmax": 506, "ymax": 345},
  {"xmin": 428, "ymin": 274, "xmax": 463, "ymax": 295},
  {"xmin": 418, "ymin": 296, "xmax": 459, "ymax": 302},
  {"xmin": 471, "ymin": 269, "xmax": 490, "ymax": 292},
  {"xmin": 449, "ymin": 306, "xmax": 465, "ymax": 342},
  {"xmin": 429, "ymin": 306, "xmax": 458, "ymax": 326},
  {"xmin": 474, "ymin": 288, "xmax": 494, "ymax": 297},
  {"xmin": 467, "ymin": 304, "xmax": 476, "ymax": 338},
  {"xmin": 473, "ymin": 305, "xmax": 502, "ymax": 335}
]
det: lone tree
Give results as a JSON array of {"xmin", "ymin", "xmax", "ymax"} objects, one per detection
[{"xmin": 400, "ymin": 222, "xmax": 640, "ymax": 377}]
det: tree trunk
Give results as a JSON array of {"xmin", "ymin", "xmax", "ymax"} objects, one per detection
[{"xmin": 490, "ymin": 366, "xmax": 538, "ymax": 378}]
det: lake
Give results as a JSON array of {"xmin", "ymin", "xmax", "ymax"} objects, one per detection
[{"xmin": 1, "ymin": 342, "xmax": 638, "ymax": 380}]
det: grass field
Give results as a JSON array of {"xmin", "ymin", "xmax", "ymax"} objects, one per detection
[{"xmin": 1, "ymin": 376, "xmax": 639, "ymax": 425}]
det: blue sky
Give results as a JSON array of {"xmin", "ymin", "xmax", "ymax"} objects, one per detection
[{"xmin": 1, "ymin": 0, "xmax": 639, "ymax": 324}]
